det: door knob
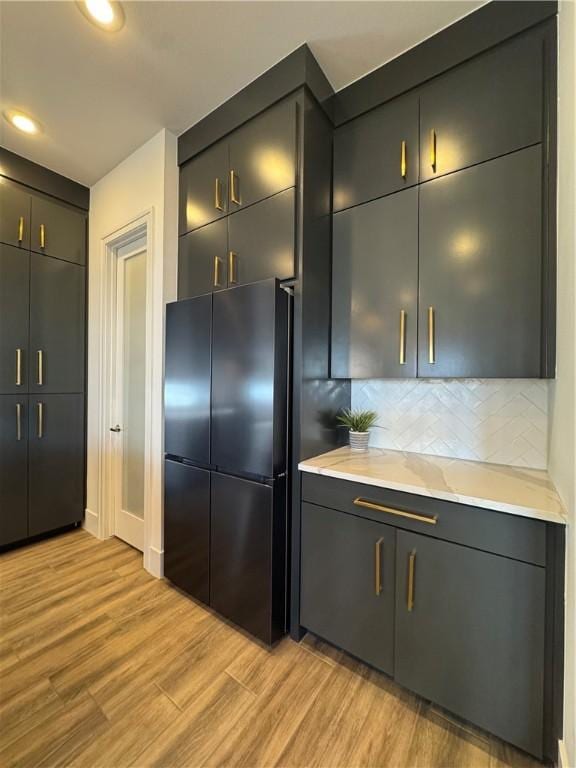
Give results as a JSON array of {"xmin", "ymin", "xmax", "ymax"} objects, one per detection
[{"xmin": 110, "ymin": 425, "xmax": 122, "ymax": 432}]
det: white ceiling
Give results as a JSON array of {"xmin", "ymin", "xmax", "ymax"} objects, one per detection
[{"xmin": 0, "ymin": 0, "xmax": 484, "ymax": 187}]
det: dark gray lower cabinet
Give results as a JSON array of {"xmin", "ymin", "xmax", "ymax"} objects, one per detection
[
  {"xmin": 178, "ymin": 218, "xmax": 228, "ymax": 299},
  {"xmin": 395, "ymin": 531, "xmax": 545, "ymax": 757},
  {"xmin": 0, "ymin": 244, "xmax": 29, "ymax": 393},
  {"xmin": 28, "ymin": 394, "xmax": 84, "ymax": 537},
  {"xmin": 0, "ymin": 395, "xmax": 28, "ymax": 546},
  {"xmin": 301, "ymin": 502, "xmax": 395, "ymax": 675}
]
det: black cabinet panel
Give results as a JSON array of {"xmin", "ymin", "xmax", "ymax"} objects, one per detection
[
  {"xmin": 164, "ymin": 460, "xmax": 210, "ymax": 604},
  {"xmin": 227, "ymin": 188, "xmax": 295, "ymax": 286},
  {"xmin": 179, "ymin": 140, "xmax": 229, "ymax": 235},
  {"xmin": 418, "ymin": 146, "xmax": 542, "ymax": 378},
  {"xmin": 228, "ymin": 99, "xmax": 296, "ymax": 211},
  {"xmin": 165, "ymin": 295, "xmax": 212, "ymax": 465},
  {"xmin": 0, "ymin": 244, "xmax": 29, "ymax": 393},
  {"xmin": 178, "ymin": 218, "xmax": 228, "ymax": 299},
  {"xmin": 333, "ymin": 93, "xmax": 419, "ymax": 211},
  {"xmin": 0, "ymin": 395, "xmax": 28, "ymax": 546},
  {"xmin": 420, "ymin": 33, "xmax": 542, "ymax": 181},
  {"xmin": 28, "ymin": 394, "xmax": 84, "ymax": 536},
  {"xmin": 301, "ymin": 502, "xmax": 395, "ymax": 675},
  {"xmin": 332, "ymin": 188, "xmax": 418, "ymax": 378},
  {"xmin": 29, "ymin": 254, "xmax": 86, "ymax": 393},
  {"xmin": 0, "ymin": 177, "xmax": 30, "ymax": 250},
  {"xmin": 395, "ymin": 531, "xmax": 545, "ymax": 757},
  {"xmin": 30, "ymin": 195, "xmax": 86, "ymax": 265}
]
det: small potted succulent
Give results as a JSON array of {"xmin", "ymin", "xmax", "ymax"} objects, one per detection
[{"xmin": 337, "ymin": 408, "xmax": 379, "ymax": 452}]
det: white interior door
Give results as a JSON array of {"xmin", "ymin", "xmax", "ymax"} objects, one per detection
[{"xmin": 111, "ymin": 237, "xmax": 147, "ymax": 551}]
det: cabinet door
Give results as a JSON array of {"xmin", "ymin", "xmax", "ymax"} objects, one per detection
[
  {"xmin": 301, "ymin": 503, "xmax": 395, "ymax": 675},
  {"xmin": 28, "ymin": 394, "xmax": 84, "ymax": 537},
  {"xmin": 333, "ymin": 93, "xmax": 419, "ymax": 212},
  {"xmin": 29, "ymin": 254, "xmax": 86, "ymax": 393},
  {"xmin": 395, "ymin": 531, "xmax": 545, "ymax": 757},
  {"xmin": 179, "ymin": 140, "xmax": 229, "ymax": 235},
  {"xmin": 178, "ymin": 218, "xmax": 228, "ymax": 299},
  {"xmin": 418, "ymin": 146, "xmax": 542, "ymax": 378},
  {"xmin": 332, "ymin": 188, "xmax": 418, "ymax": 378},
  {"xmin": 0, "ymin": 395, "xmax": 28, "ymax": 546},
  {"xmin": 164, "ymin": 460, "xmax": 210, "ymax": 604},
  {"xmin": 0, "ymin": 177, "xmax": 30, "ymax": 250},
  {"xmin": 227, "ymin": 188, "xmax": 295, "ymax": 286},
  {"xmin": 30, "ymin": 195, "xmax": 86, "ymax": 265},
  {"xmin": 420, "ymin": 33, "xmax": 542, "ymax": 182},
  {"xmin": 228, "ymin": 99, "xmax": 296, "ymax": 211},
  {"xmin": 0, "ymin": 244, "xmax": 29, "ymax": 393}
]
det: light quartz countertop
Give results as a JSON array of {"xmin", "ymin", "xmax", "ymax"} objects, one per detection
[{"xmin": 298, "ymin": 447, "xmax": 566, "ymax": 525}]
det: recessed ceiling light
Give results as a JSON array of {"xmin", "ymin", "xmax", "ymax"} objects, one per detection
[
  {"xmin": 3, "ymin": 110, "xmax": 42, "ymax": 135},
  {"xmin": 77, "ymin": 0, "xmax": 124, "ymax": 31}
]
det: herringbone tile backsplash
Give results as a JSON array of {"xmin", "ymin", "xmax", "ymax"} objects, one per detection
[{"xmin": 352, "ymin": 379, "xmax": 549, "ymax": 469}]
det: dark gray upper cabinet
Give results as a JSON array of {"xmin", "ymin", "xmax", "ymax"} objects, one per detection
[
  {"xmin": 228, "ymin": 99, "xmax": 296, "ymax": 212},
  {"xmin": 30, "ymin": 195, "xmax": 86, "ymax": 266},
  {"xmin": 28, "ymin": 394, "xmax": 84, "ymax": 537},
  {"xmin": 0, "ymin": 244, "xmax": 29, "ymax": 394},
  {"xmin": 179, "ymin": 140, "xmax": 229, "ymax": 235},
  {"xmin": 0, "ymin": 395, "xmax": 28, "ymax": 546},
  {"xmin": 178, "ymin": 218, "xmax": 228, "ymax": 300},
  {"xmin": 419, "ymin": 32, "xmax": 542, "ymax": 182},
  {"xmin": 29, "ymin": 254, "xmax": 86, "ymax": 394},
  {"xmin": 0, "ymin": 177, "xmax": 30, "ymax": 250},
  {"xmin": 227, "ymin": 188, "xmax": 295, "ymax": 286},
  {"xmin": 395, "ymin": 530, "xmax": 545, "ymax": 757},
  {"xmin": 301, "ymin": 502, "xmax": 396, "ymax": 676},
  {"xmin": 333, "ymin": 93, "xmax": 419, "ymax": 212},
  {"xmin": 332, "ymin": 188, "xmax": 418, "ymax": 378},
  {"xmin": 418, "ymin": 145, "xmax": 542, "ymax": 378}
]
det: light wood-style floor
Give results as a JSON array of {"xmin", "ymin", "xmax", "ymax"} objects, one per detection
[{"xmin": 0, "ymin": 530, "xmax": 542, "ymax": 768}]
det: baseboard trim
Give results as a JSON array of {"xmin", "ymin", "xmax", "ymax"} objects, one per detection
[
  {"xmin": 558, "ymin": 739, "xmax": 573, "ymax": 768},
  {"xmin": 83, "ymin": 508, "xmax": 100, "ymax": 538},
  {"xmin": 146, "ymin": 545, "xmax": 164, "ymax": 578}
]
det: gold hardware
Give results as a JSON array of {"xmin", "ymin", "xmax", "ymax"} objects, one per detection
[
  {"xmin": 16, "ymin": 348, "xmax": 22, "ymax": 386},
  {"xmin": 230, "ymin": 170, "xmax": 240, "ymax": 205},
  {"xmin": 37, "ymin": 401, "xmax": 43, "ymax": 439},
  {"xmin": 375, "ymin": 537, "xmax": 384, "ymax": 596},
  {"xmin": 430, "ymin": 130, "xmax": 437, "ymax": 172},
  {"xmin": 16, "ymin": 403, "xmax": 22, "ymax": 441},
  {"xmin": 229, "ymin": 251, "xmax": 238, "ymax": 284},
  {"xmin": 214, "ymin": 256, "xmax": 222, "ymax": 288},
  {"xmin": 39, "ymin": 224, "xmax": 46, "ymax": 249},
  {"xmin": 18, "ymin": 216, "xmax": 24, "ymax": 244},
  {"xmin": 401, "ymin": 140, "xmax": 407, "ymax": 179},
  {"xmin": 353, "ymin": 497, "xmax": 438, "ymax": 525},
  {"xmin": 428, "ymin": 306, "xmax": 435, "ymax": 364},
  {"xmin": 399, "ymin": 310, "xmax": 406, "ymax": 365},
  {"xmin": 37, "ymin": 350, "xmax": 43, "ymax": 386},
  {"xmin": 214, "ymin": 178, "xmax": 223, "ymax": 211},
  {"xmin": 407, "ymin": 551, "xmax": 416, "ymax": 611}
]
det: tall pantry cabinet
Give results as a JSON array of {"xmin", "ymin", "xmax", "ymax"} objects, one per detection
[{"xmin": 0, "ymin": 154, "xmax": 88, "ymax": 547}]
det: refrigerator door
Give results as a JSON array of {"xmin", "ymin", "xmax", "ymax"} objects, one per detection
[
  {"xmin": 165, "ymin": 295, "xmax": 212, "ymax": 465},
  {"xmin": 211, "ymin": 279, "xmax": 288, "ymax": 478},
  {"xmin": 164, "ymin": 459, "xmax": 210, "ymax": 604}
]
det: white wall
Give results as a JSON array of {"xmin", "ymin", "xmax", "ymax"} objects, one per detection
[
  {"xmin": 86, "ymin": 129, "xmax": 178, "ymax": 576},
  {"xmin": 548, "ymin": 3, "xmax": 576, "ymax": 766}
]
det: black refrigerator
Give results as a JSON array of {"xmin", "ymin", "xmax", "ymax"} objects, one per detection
[{"xmin": 164, "ymin": 278, "xmax": 289, "ymax": 645}]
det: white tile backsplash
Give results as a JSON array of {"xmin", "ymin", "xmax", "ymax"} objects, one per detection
[{"xmin": 352, "ymin": 379, "xmax": 549, "ymax": 469}]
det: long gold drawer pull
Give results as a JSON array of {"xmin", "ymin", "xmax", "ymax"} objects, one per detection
[
  {"xmin": 428, "ymin": 306, "xmax": 435, "ymax": 364},
  {"xmin": 39, "ymin": 223, "xmax": 46, "ymax": 249},
  {"xmin": 214, "ymin": 178, "xmax": 223, "ymax": 211},
  {"xmin": 401, "ymin": 140, "xmax": 407, "ymax": 179},
  {"xmin": 374, "ymin": 537, "xmax": 384, "ymax": 596},
  {"xmin": 37, "ymin": 350, "xmax": 44, "ymax": 386},
  {"xmin": 399, "ymin": 310, "xmax": 406, "ymax": 365},
  {"xmin": 229, "ymin": 251, "xmax": 238, "ymax": 284},
  {"xmin": 407, "ymin": 551, "xmax": 416, "ymax": 611},
  {"xmin": 430, "ymin": 129, "xmax": 437, "ymax": 172},
  {"xmin": 16, "ymin": 348, "xmax": 22, "ymax": 385},
  {"xmin": 16, "ymin": 403, "xmax": 22, "ymax": 441},
  {"xmin": 230, "ymin": 170, "xmax": 240, "ymax": 205},
  {"xmin": 37, "ymin": 402, "xmax": 44, "ymax": 439},
  {"xmin": 214, "ymin": 256, "xmax": 222, "ymax": 288},
  {"xmin": 353, "ymin": 497, "xmax": 438, "ymax": 525},
  {"xmin": 18, "ymin": 216, "xmax": 24, "ymax": 244}
]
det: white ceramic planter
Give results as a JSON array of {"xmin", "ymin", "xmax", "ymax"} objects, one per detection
[{"xmin": 349, "ymin": 430, "xmax": 370, "ymax": 451}]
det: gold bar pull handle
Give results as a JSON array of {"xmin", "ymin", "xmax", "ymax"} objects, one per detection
[
  {"xmin": 213, "ymin": 256, "xmax": 222, "ymax": 288},
  {"xmin": 16, "ymin": 403, "xmax": 22, "ymax": 441},
  {"xmin": 407, "ymin": 551, "xmax": 416, "ymax": 611},
  {"xmin": 399, "ymin": 310, "xmax": 406, "ymax": 365},
  {"xmin": 37, "ymin": 350, "xmax": 44, "ymax": 386},
  {"xmin": 229, "ymin": 170, "xmax": 240, "ymax": 205},
  {"xmin": 374, "ymin": 537, "xmax": 384, "ymax": 596},
  {"xmin": 354, "ymin": 497, "xmax": 438, "ymax": 525},
  {"xmin": 430, "ymin": 129, "xmax": 437, "ymax": 172},
  {"xmin": 214, "ymin": 178, "xmax": 223, "ymax": 211},
  {"xmin": 39, "ymin": 224, "xmax": 46, "ymax": 249},
  {"xmin": 401, "ymin": 140, "xmax": 407, "ymax": 179},
  {"xmin": 37, "ymin": 401, "xmax": 44, "ymax": 439},
  {"xmin": 428, "ymin": 307, "xmax": 435, "ymax": 364},
  {"xmin": 229, "ymin": 251, "xmax": 238, "ymax": 285},
  {"xmin": 16, "ymin": 348, "xmax": 22, "ymax": 386},
  {"xmin": 18, "ymin": 216, "xmax": 24, "ymax": 244}
]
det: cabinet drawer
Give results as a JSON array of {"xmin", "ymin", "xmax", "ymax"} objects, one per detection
[{"xmin": 301, "ymin": 473, "xmax": 546, "ymax": 566}]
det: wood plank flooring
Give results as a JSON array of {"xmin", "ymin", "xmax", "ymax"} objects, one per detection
[{"xmin": 0, "ymin": 530, "xmax": 542, "ymax": 768}]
